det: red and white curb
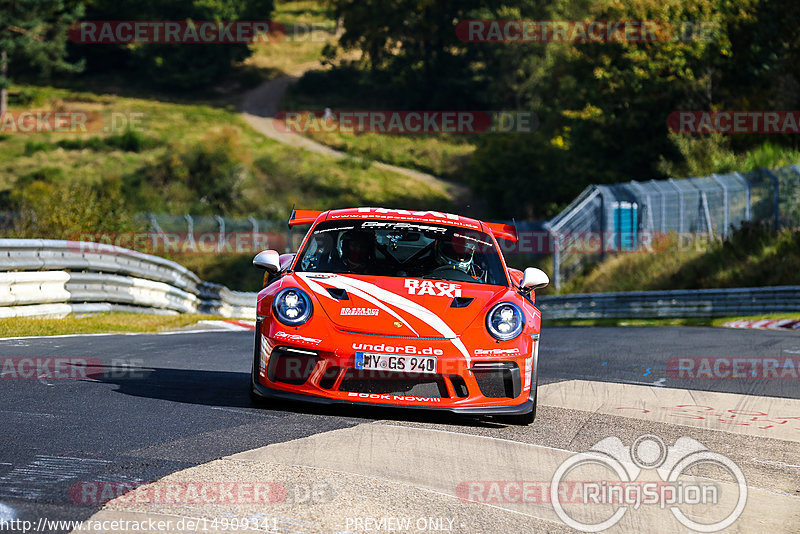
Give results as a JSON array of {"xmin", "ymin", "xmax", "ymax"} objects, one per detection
[{"xmin": 724, "ymin": 318, "xmax": 800, "ymax": 330}]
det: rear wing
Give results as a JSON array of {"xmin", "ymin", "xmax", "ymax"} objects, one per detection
[
  {"xmin": 484, "ymin": 222, "xmax": 518, "ymax": 242},
  {"xmin": 288, "ymin": 209, "xmax": 324, "ymax": 227}
]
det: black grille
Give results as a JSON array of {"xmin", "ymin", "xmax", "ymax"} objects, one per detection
[
  {"xmin": 339, "ymin": 369, "xmax": 449, "ymax": 397},
  {"xmin": 267, "ymin": 347, "xmax": 319, "ymax": 385},
  {"xmin": 319, "ymin": 366, "xmax": 342, "ymax": 389},
  {"xmin": 471, "ymin": 362, "xmax": 520, "ymax": 398},
  {"xmin": 326, "ymin": 288, "xmax": 349, "ymax": 300},
  {"xmin": 449, "ymin": 375, "xmax": 469, "ymax": 397}
]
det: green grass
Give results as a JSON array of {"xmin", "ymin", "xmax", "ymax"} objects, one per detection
[
  {"xmin": 0, "ymin": 313, "xmax": 235, "ymax": 338},
  {"xmin": 0, "ymin": 84, "xmax": 452, "ymax": 219},
  {"xmin": 0, "ymin": 84, "xmax": 453, "ymax": 291},
  {"xmin": 244, "ymin": 0, "xmax": 338, "ymax": 76},
  {"xmin": 561, "ymin": 223, "xmax": 800, "ymax": 294},
  {"xmin": 303, "ymin": 130, "xmax": 476, "ymax": 180}
]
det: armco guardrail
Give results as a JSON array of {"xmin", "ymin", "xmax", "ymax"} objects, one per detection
[
  {"xmin": 537, "ymin": 286, "xmax": 800, "ymax": 320},
  {"xmin": 0, "ymin": 239, "xmax": 257, "ymax": 319},
  {"xmin": 1, "ymin": 239, "xmax": 200, "ymax": 291}
]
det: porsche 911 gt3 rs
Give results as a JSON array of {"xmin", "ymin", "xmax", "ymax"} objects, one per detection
[{"xmin": 249, "ymin": 207, "xmax": 549, "ymax": 424}]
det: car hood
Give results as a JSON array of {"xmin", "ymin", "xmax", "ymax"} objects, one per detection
[{"xmin": 294, "ymin": 272, "xmax": 507, "ymax": 338}]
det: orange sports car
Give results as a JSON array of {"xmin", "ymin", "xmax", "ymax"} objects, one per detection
[{"xmin": 249, "ymin": 207, "xmax": 549, "ymax": 424}]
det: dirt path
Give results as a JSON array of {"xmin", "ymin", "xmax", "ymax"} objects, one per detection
[{"xmin": 240, "ymin": 71, "xmax": 470, "ymax": 204}]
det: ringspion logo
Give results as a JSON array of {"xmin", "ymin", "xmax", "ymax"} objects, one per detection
[{"xmin": 551, "ymin": 435, "xmax": 746, "ymax": 532}]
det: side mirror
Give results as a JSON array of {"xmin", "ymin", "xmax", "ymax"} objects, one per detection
[
  {"xmin": 253, "ymin": 250, "xmax": 281, "ymax": 273},
  {"xmin": 521, "ymin": 267, "xmax": 549, "ymax": 290}
]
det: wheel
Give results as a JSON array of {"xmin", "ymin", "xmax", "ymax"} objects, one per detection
[
  {"xmin": 249, "ymin": 382, "xmax": 269, "ymax": 405},
  {"xmin": 502, "ymin": 403, "xmax": 536, "ymax": 426},
  {"xmin": 249, "ymin": 355, "xmax": 271, "ymax": 406},
  {"xmin": 502, "ymin": 359, "xmax": 539, "ymax": 425}
]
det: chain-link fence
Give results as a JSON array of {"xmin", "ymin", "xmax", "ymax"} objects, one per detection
[{"xmin": 545, "ymin": 164, "xmax": 800, "ymax": 290}]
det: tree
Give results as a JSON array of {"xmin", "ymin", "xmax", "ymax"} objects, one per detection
[
  {"xmin": 0, "ymin": 0, "xmax": 85, "ymax": 115},
  {"xmin": 82, "ymin": 0, "xmax": 275, "ymax": 90},
  {"xmin": 327, "ymin": 0, "xmax": 487, "ymax": 107}
]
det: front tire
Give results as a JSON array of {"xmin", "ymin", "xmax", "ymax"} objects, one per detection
[{"xmin": 503, "ymin": 357, "xmax": 538, "ymax": 425}]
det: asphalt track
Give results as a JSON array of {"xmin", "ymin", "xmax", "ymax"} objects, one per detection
[{"xmin": 0, "ymin": 326, "xmax": 798, "ymax": 533}]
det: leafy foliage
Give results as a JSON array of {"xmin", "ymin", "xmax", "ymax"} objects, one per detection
[{"xmin": 316, "ymin": 0, "xmax": 800, "ymax": 218}]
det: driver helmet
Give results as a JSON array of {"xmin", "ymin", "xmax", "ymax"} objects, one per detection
[
  {"xmin": 437, "ymin": 232, "xmax": 478, "ymax": 272},
  {"xmin": 339, "ymin": 229, "xmax": 374, "ymax": 271}
]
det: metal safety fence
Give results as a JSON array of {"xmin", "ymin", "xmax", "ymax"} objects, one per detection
[{"xmin": 545, "ymin": 164, "xmax": 800, "ymax": 290}]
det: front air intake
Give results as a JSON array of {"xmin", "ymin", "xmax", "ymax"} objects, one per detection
[{"xmin": 470, "ymin": 362, "xmax": 520, "ymax": 398}]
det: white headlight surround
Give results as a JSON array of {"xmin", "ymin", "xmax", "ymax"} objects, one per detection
[
  {"xmin": 272, "ymin": 288, "xmax": 313, "ymax": 326},
  {"xmin": 486, "ymin": 302, "xmax": 525, "ymax": 341}
]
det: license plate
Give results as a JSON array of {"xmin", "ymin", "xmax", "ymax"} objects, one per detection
[{"xmin": 354, "ymin": 352, "xmax": 437, "ymax": 374}]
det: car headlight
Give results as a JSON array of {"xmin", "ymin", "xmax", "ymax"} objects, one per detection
[
  {"xmin": 273, "ymin": 288, "xmax": 313, "ymax": 326},
  {"xmin": 486, "ymin": 302, "xmax": 524, "ymax": 341}
]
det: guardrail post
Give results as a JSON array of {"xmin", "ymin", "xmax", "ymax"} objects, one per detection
[
  {"xmin": 711, "ymin": 174, "xmax": 729, "ymax": 239},
  {"xmin": 734, "ymin": 172, "xmax": 751, "ymax": 221},
  {"xmin": 214, "ymin": 215, "xmax": 225, "ymax": 253},
  {"xmin": 597, "ymin": 187, "xmax": 607, "ymax": 260},
  {"xmin": 248, "ymin": 216, "xmax": 259, "ymax": 253},
  {"xmin": 553, "ymin": 234, "xmax": 561, "ymax": 291},
  {"xmin": 764, "ymin": 169, "xmax": 780, "ymax": 230},
  {"xmin": 184, "ymin": 214, "xmax": 196, "ymax": 251},
  {"xmin": 148, "ymin": 213, "xmax": 165, "ymax": 251},
  {"xmin": 667, "ymin": 179, "xmax": 684, "ymax": 235}
]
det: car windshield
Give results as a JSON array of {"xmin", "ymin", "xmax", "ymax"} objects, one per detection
[{"xmin": 295, "ymin": 219, "xmax": 508, "ymax": 285}]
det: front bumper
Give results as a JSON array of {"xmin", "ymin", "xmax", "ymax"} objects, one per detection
[
  {"xmin": 251, "ymin": 319, "xmax": 538, "ymax": 416},
  {"xmin": 251, "ymin": 380, "xmax": 535, "ymax": 415}
]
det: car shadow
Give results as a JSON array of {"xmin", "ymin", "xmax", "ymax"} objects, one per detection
[{"xmin": 94, "ymin": 365, "xmax": 510, "ymax": 428}]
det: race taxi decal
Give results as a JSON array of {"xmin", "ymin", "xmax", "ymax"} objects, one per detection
[
  {"xmin": 404, "ymin": 279, "xmax": 462, "ymax": 297},
  {"xmin": 340, "ymin": 307, "xmax": 379, "ymax": 316}
]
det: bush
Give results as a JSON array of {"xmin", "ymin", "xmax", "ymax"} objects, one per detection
[
  {"xmin": 23, "ymin": 140, "xmax": 58, "ymax": 155},
  {"xmin": 657, "ymin": 133, "xmax": 738, "ymax": 178},
  {"xmin": 10, "ymin": 177, "xmax": 140, "ymax": 239},
  {"xmin": 140, "ymin": 127, "xmax": 251, "ymax": 214}
]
